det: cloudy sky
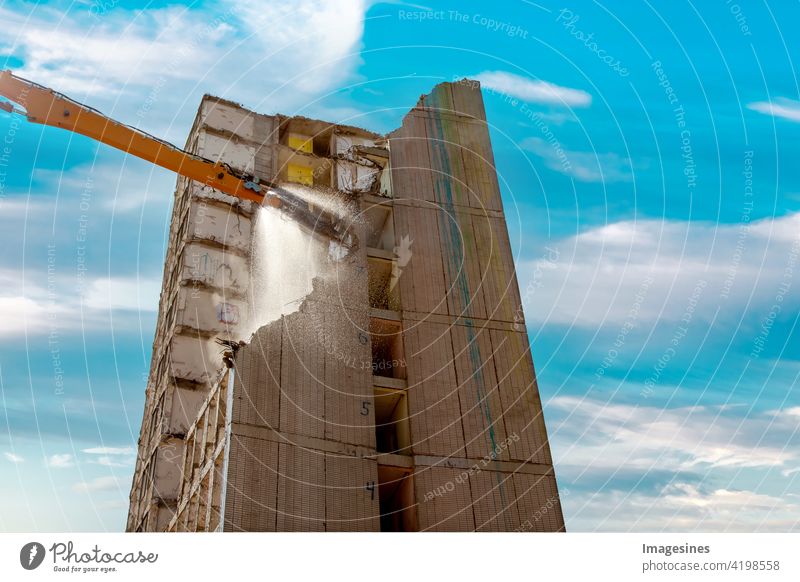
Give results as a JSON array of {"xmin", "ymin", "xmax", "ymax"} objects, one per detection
[{"xmin": 1, "ymin": 0, "xmax": 799, "ymax": 532}]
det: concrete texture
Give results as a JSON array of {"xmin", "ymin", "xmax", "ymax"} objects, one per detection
[{"xmin": 129, "ymin": 81, "xmax": 565, "ymax": 532}]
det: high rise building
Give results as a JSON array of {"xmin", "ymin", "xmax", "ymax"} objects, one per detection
[{"xmin": 127, "ymin": 80, "xmax": 565, "ymax": 532}]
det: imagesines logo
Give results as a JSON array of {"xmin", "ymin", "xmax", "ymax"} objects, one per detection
[{"xmin": 20, "ymin": 542, "xmax": 46, "ymax": 570}]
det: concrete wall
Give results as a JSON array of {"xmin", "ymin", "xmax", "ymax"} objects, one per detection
[
  {"xmin": 388, "ymin": 81, "xmax": 565, "ymax": 531},
  {"xmin": 127, "ymin": 97, "xmax": 272, "ymax": 531},
  {"xmin": 222, "ymin": 281, "xmax": 381, "ymax": 531},
  {"xmin": 131, "ymin": 81, "xmax": 564, "ymax": 532}
]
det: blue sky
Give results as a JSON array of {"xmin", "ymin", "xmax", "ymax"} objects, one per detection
[{"xmin": 1, "ymin": 0, "xmax": 799, "ymax": 531}]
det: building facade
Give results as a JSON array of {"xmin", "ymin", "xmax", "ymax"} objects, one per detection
[{"xmin": 127, "ymin": 81, "xmax": 565, "ymax": 532}]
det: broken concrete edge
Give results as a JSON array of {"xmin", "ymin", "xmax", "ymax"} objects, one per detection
[
  {"xmin": 197, "ymin": 79, "xmax": 483, "ymax": 166},
  {"xmin": 200, "ymin": 93, "xmax": 384, "ymax": 143},
  {"xmin": 228, "ymin": 273, "xmax": 328, "ymax": 351},
  {"xmin": 386, "ymin": 77, "xmax": 485, "ymax": 140}
]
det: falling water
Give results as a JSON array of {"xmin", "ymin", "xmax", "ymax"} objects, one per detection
[{"xmin": 241, "ymin": 184, "xmax": 360, "ymax": 340}]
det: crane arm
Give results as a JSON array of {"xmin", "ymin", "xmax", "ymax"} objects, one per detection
[
  {"xmin": 0, "ymin": 69, "xmax": 271, "ymax": 204},
  {"xmin": 0, "ymin": 70, "xmax": 356, "ymax": 247}
]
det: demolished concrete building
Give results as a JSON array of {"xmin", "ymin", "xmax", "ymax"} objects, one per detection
[{"xmin": 127, "ymin": 80, "xmax": 565, "ymax": 532}]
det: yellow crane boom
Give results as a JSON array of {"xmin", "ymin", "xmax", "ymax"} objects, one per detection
[
  {"xmin": 0, "ymin": 70, "xmax": 353, "ymax": 247},
  {"xmin": 0, "ymin": 69, "xmax": 272, "ymax": 205}
]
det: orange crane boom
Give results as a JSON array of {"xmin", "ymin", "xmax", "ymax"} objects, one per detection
[
  {"xmin": 0, "ymin": 69, "xmax": 355, "ymax": 247},
  {"xmin": 0, "ymin": 69, "xmax": 274, "ymax": 205}
]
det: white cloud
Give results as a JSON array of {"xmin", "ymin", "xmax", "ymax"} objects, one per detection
[
  {"xmin": 550, "ymin": 396, "xmax": 797, "ymax": 474},
  {"xmin": 35, "ymin": 160, "xmax": 178, "ymax": 214},
  {"xmin": 71, "ymin": 475, "xmax": 124, "ymax": 493},
  {"xmin": 748, "ymin": 211, "xmax": 800, "ymax": 242},
  {"xmin": 230, "ymin": 0, "xmax": 366, "ymax": 96},
  {"xmin": 82, "ymin": 446, "xmax": 136, "ymax": 468},
  {"xmin": 0, "ymin": 2, "xmax": 369, "ymax": 140},
  {"xmin": 4, "ymin": 452, "xmax": 24, "ymax": 463},
  {"xmin": 83, "ymin": 277, "xmax": 161, "ymax": 312},
  {"xmin": 748, "ymin": 98, "xmax": 800, "ymax": 122},
  {"xmin": 94, "ymin": 456, "xmax": 133, "ymax": 468},
  {"xmin": 0, "ymin": 199, "xmax": 53, "ymax": 216},
  {"xmin": 518, "ymin": 212, "xmax": 800, "ymax": 326},
  {"xmin": 0, "ymin": 295, "xmax": 53, "ymax": 335},
  {"xmin": 568, "ymin": 483, "xmax": 800, "ymax": 532},
  {"xmin": 778, "ymin": 407, "xmax": 800, "ymax": 418},
  {"xmin": 46, "ymin": 454, "xmax": 75, "ymax": 468},
  {"xmin": 82, "ymin": 447, "xmax": 135, "ymax": 455},
  {"xmin": 0, "ymin": 6, "xmax": 208, "ymax": 95},
  {"xmin": 0, "ymin": 268, "xmax": 159, "ymax": 337},
  {"xmin": 551, "ymin": 396, "xmax": 800, "ymax": 531},
  {"xmin": 528, "ymin": 110, "xmax": 578, "ymax": 125},
  {"xmin": 0, "ymin": 268, "xmax": 75, "ymax": 336},
  {"xmin": 475, "ymin": 70, "xmax": 592, "ymax": 107},
  {"xmin": 522, "ymin": 137, "xmax": 632, "ymax": 182}
]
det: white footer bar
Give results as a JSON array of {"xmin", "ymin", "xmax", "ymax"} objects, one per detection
[{"xmin": 1, "ymin": 533, "xmax": 797, "ymax": 581}]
